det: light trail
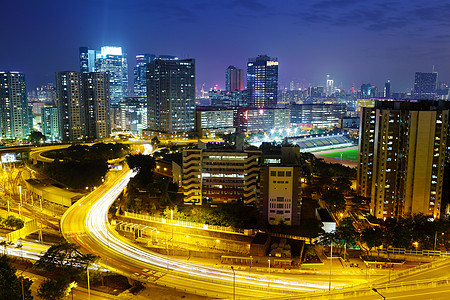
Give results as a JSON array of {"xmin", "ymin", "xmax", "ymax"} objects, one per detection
[{"xmin": 61, "ymin": 169, "xmax": 333, "ymax": 298}]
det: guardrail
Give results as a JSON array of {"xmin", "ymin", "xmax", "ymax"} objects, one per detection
[
  {"xmin": 382, "ymin": 247, "xmax": 450, "ymax": 258},
  {"xmin": 123, "ymin": 211, "xmax": 258, "ymax": 236},
  {"xmin": 269, "ymin": 275, "xmax": 450, "ymax": 299}
]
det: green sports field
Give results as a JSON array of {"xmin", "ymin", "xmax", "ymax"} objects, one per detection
[{"xmin": 317, "ymin": 148, "xmax": 359, "ymax": 162}]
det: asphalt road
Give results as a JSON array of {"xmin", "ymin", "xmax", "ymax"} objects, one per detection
[{"xmin": 61, "ymin": 169, "xmax": 350, "ymax": 299}]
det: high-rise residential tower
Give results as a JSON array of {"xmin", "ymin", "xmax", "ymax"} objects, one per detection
[
  {"xmin": 83, "ymin": 72, "xmax": 110, "ymax": 139},
  {"xmin": 94, "ymin": 46, "xmax": 128, "ymax": 105},
  {"xmin": 358, "ymin": 100, "xmax": 448, "ymax": 219},
  {"xmin": 0, "ymin": 72, "xmax": 31, "ymax": 139},
  {"xmin": 225, "ymin": 65, "xmax": 244, "ymax": 91},
  {"xmin": 41, "ymin": 107, "xmax": 59, "ymax": 141},
  {"xmin": 147, "ymin": 58, "xmax": 195, "ymax": 134},
  {"xmin": 247, "ymin": 55, "xmax": 278, "ymax": 108},
  {"xmin": 56, "ymin": 71, "xmax": 110, "ymax": 141},
  {"xmin": 413, "ymin": 72, "xmax": 438, "ymax": 100},
  {"xmin": 56, "ymin": 72, "xmax": 85, "ymax": 141}
]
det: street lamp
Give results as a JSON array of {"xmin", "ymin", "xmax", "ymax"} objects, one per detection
[
  {"xmin": 434, "ymin": 232, "xmax": 444, "ymax": 251},
  {"xmin": 231, "ymin": 266, "xmax": 235, "ymax": 300},
  {"xmin": 329, "ymin": 241, "xmax": 333, "ymax": 291},
  {"xmin": 19, "ymin": 185, "xmax": 22, "ymax": 218},
  {"xmin": 371, "ymin": 288, "xmax": 386, "ymax": 300},
  {"xmin": 267, "ymin": 259, "xmax": 271, "ymax": 289},
  {"xmin": 19, "ymin": 266, "xmax": 29, "ymax": 300},
  {"xmin": 413, "ymin": 241, "xmax": 419, "ymax": 252},
  {"xmin": 170, "ymin": 209, "xmax": 174, "ymax": 240}
]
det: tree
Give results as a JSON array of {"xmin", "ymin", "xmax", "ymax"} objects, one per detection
[
  {"xmin": 34, "ymin": 242, "xmax": 93, "ymax": 280},
  {"xmin": 0, "ymin": 255, "xmax": 33, "ymax": 300},
  {"xmin": 37, "ymin": 278, "xmax": 70, "ymax": 300},
  {"xmin": 29, "ymin": 130, "xmax": 46, "ymax": 144},
  {"xmin": 35, "ymin": 242, "xmax": 95, "ymax": 300},
  {"xmin": 151, "ymin": 136, "xmax": 160, "ymax": 146},
  {"xmin": 322, "ymin": 188, "xmax": 346, "ymax": 213},
  {"xmin": 361, "ymin": 227, "xmax": 384, "ymax": 256},
  {"xmin": 334, "ymin": 177, "xmax": 352, "ymax": 194},
  {"xmin": 126, "ymin": 154, "xmax": 156, "ymax": 188}
]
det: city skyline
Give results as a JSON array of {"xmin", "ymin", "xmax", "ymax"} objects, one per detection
[{"xmin": 1, "ymin": 0, "xmax": 450, "ymax": 92}]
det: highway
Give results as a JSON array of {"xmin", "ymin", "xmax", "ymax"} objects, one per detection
[{"xmin": 61, "ymin": 169, "xmax": 337, "ymax": 299}]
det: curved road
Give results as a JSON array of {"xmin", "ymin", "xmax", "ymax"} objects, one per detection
[{"xmin": 61, "ymin": 169, "xmax": 334, "ymax": 299}]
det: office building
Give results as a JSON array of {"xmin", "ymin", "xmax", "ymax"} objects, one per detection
[
  {"xmin": 196, "ymin": 106, "xmax": 235, "ymax": 138},
  {"xmin": 384, "ymin": 80, "xmax": 391, "ymax": 98},
  {"xmin": 326, "ymin": 75, "xmax": 334, "ymax": 96},
  {"xmin": 234, "ymin": 107, "xmax": 290, "ymax": 133},
  {"xmin": 0, "ymin": 72, "xmax": 31, "ymax": 139},
  {"xmin": 247, "ymin": 55, "xmax": 278, "ymax": 108},
  {"xmin": 288, "ymin": 103, "xmax": 346, "ymax": 128},
  {"xmin": 56, "ymin": 71, "xmax": 110, "ymax": 141},
  {"xmin": 260, "ymin": 146, "xmax": 302, "ymax": 225},
  {"xmin": 118, "ymin": 97, "xmax": 147, "ymax": 135},
  {"xmin": 147, "ymin": 58, "xmax": 195, "ymax": 134},
  {"xmin": 41, "ymin": 107, "xmax": 59, "ymax": 141},
  {"xmin": 279, "ymin": 90, "xmax": 305, "ymax": 104},
  {"xmin": 358, "ymin": 100, "xmax": 448, "ymax": 219},
  {"xmin": 225, "ymin": 66, "xmax": 244, "ymax": 91},
  {"xmin": 94, "ymin": 46, "xmax": 128, "ymax": 105},
  {"xmin": 307, "ymin": 86, "xmax": 325, "ymax": 98},
  {"xmin": 182, "ymin": 148, "xmax": 260, "ymax": 205},
  {"xmin": 133, "ymin": 54, "xmax": 156, "ymax": 97},
  {"xmin": 79, "ymin": 47, "xmax": 96, "ymax": 73},
  {"xmin": 209, "ymin": 89, "xmax": 247, "ymax": 107},
  {"xmin": 360, "ymin": 83, "xmax": 377, "ymax": 99},
  {"xmin": 260, "ymin": 165, "xmax": 301, "ymax": 225},
  {"xmin": 413, "ymin": 72, "xmax": 438, "ymax": 100}
]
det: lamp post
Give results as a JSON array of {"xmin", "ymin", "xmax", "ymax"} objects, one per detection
[
  {"xmin": 413, "ymin": 241, "xmax": 419, "ymax": 253},
  {"xmin": 19, "ymin": 185, "xmax": 22, "ymax": 218},
  {"xmin": 87, "ymin": 265, "xmax": 91, "ymax": 300},
  {"xmin": 231, "ymin": 266, "xmax": 235, "ymax": 300},
  {"xmin": 329, "ymin": 241, "xmax": 333, "ymax": 291},
  {"xmin": 268, "ymin": 259, "xmax": 271, "ymax": 289},
  {"xmin": 371, "ymin": 288, "xmax": 385, "ymax": 300},
  {"xmin": 170, "ymin": 209, "xmax": 174, "ymax": 240},
  {"xmin": 19, "ymin": 266, "xmax": 29, "ymax": 300}
]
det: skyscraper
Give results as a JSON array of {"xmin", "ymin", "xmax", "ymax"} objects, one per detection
[
  {"xmin": 79, "ymin": 47, "xmax": 96, "ymax": 73},
  {"xmin": 326, "ymin": 74, "xmax": 334, "ymax": 96},
  {"xmin": 384, "ymin": 80, "xmax": 391, "ymax": 98},
  {"xmin": 225, "ymin": 65, "xmax": 244, "ymax": 91},
  {"xmin": 0, "ymin": 72, "xmax": 31, "ymax": 139},
  {"xmin": 94, "ymin": 46, "xmax": 128, "ymax": 105},
  {"xmin": 56, "ymin": 72, "xmax": 85, "ymax": 141},
  {"xmin": 133, "ymin": 54, "xmax": 156, "ymax": 97},
  {"xmin": 360, "ymin": 83, "xmax": 377, "ymax": 98},
  {"xmin": 56, "ymin": 71, "xmax": 110, "ymax": 141},
  {"xmin": 413, "ymin": 72, "xmax": 438, "ymax": 100},
  {"xmin": 247, "ymin": 55, "xmax": 278, "ymax": 108},
  {"xmin": 358, "ymin": 100, "xmax": 448, "ymax": 219},
  {"xmin": 83, "ymin": 72, "xmax": 110, "ymax": 139},
  {"xmin": 147, "ymin": 59, "xmax": 195, "ymax": 134}
]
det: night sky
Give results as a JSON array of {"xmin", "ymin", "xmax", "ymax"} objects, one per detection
[{"xmin": 1, "ymin": 0, "xmax": 450, "ymax": 93}]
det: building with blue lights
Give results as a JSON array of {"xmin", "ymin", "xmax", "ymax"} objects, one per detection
[{"xmin": 247, "ymin": 55, "xmax": 278, "ymax": 108}]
